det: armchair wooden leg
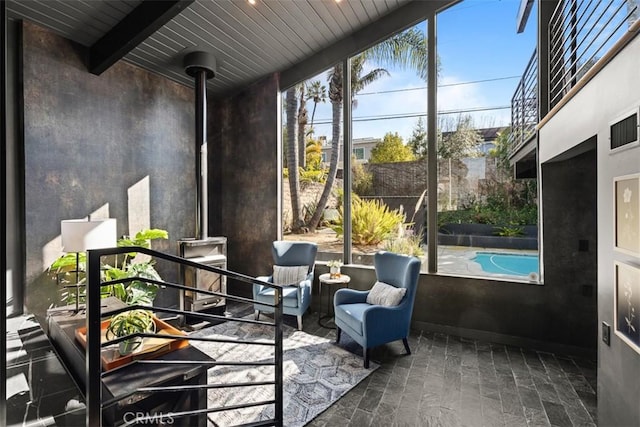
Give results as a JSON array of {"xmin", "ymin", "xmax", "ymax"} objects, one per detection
[
  {"xmin": 364, "ymin": 348, "xmax": 370, "ymax": 369},
  {"xmin": 402, "ymin": 337, "xmax": 411, "ymax": 355},
  {"xmin": 254, "ymin": 310, "xmax": 260, "ymax": 321},
  {"xmin": 335, "ymin": 327, "xmax": 341, "ymax": 344},
  {"xmin": 297, "ymin": 315, "xmax": 303, "ymax": 331}
]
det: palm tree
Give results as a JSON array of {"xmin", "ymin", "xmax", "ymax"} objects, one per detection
[
  {"xmin": 297, "ymin": 85, "xmax": 308, "ymax": 168},
  {"xmin": 285, "ymin": 87, "xmax": 304, "ymax": 232},
  {"xmin": 305, "ymin": 80, "xmax": 327, "ymax": 131},
  {"xmin": 305, "ymin": 26, "xmax": 429, "ymax": 232}
]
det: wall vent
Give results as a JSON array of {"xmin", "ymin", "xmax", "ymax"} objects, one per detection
[{"xmin": 610, "ymin": 109, "xmax": 638, "ymax": 151}]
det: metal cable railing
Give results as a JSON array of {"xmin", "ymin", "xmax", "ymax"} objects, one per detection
[
  {"xmin": 509, "ymin": 49, "xmax": 538, "ymax": 156},
  {"xmin": 549, "ymin": 0, "xmax": 639, "ymax": 108},
  {"xmin": 85, "ymin": 246, "xmax": 285, "ymax": 426}
]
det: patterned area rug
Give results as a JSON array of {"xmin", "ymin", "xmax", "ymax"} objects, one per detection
[{"xmin": 190, "ymin": 318, "xmax": 377, "ymax": 427}]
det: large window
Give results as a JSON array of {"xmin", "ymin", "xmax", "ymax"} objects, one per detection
[
  {"xmin": 281, "ymin": 0, "xmax": 540, "ymax": 282},
  {"xmin": 435, "ymin": 1, "xmax": 539, "ymax": 281}
]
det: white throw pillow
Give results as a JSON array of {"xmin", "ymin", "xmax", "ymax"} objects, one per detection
[
  {"xmin": 272, "ymin": 265, "xmax": 309, "ymax": 286},
  {"xmin": 366, "ymin": 281, "xmax": 406, "ymax": 307}
]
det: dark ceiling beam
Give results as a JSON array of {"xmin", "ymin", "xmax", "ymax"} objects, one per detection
[
  {"xmin": 280, "ymin": 0, "xmax": 458, "ymax": 90},
  {"xmin": 89, "ymin": 0, "xmax": 194, "ymax": 75}
]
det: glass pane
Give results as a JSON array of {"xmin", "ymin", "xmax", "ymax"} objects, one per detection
[
  {"xmin": 281, "ymin": 64, "xmax": 344, "ymax": 262},
  {"xmin": 345, "ymin": 21, "xmax": 429, "ymax": 269},
  {"xmin": 436, "ymin": 0, "xmax": 539, "ymax": 281}
]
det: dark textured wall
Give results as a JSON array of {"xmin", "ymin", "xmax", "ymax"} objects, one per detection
[
  {"xmin": 209, "ymin": 75, "xmax": 280, "ymax": 298},
  {"xmin": 6, "ymin": 19, "xmax": 23, "ymax": 315},
  {"xmin": 317, "ymin": 248, "xmax": 596, "ymax": 355},
  {"xmin": 541, "ymin": 149, "xmax": 598, "ymax": 348},
  {"xmin": 22, "ymin": 22, "xmax": 196, "ymax": 317}
]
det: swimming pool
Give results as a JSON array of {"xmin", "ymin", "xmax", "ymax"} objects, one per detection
[{"xmin": 472, "ymin": 252, "xmax": 539, "ymax": 277}]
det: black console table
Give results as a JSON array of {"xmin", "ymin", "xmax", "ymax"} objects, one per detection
[{"xmin": 47, "ymin": 298, "xmax": 212, "ymax": 426}]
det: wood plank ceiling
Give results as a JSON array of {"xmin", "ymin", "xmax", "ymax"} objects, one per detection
[{"xmin": 6, "ymin": 0, "xmax": 412, "ymax": 96}]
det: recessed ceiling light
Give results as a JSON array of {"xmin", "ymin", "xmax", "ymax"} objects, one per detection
[{"xmin": 248, "ymin": 0, "xmax": 256, "ymax": 5}]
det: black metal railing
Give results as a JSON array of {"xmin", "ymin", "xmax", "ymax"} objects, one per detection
[
  {"xmin": 509, "ymin": 49, "xmax": 538, "ymax": 156},
  {"xmin": 549, "ymin": 0, "xmax": 639, "ymax": 108},
  {"xmin": 85, "ymin": 246, "xmax": 284, "ymax": 426}
]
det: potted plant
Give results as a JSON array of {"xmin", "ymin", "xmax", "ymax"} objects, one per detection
[
  {"xmin": 103, "ymin": 228, "xmax": 169, "ymax": 306},
  {"xmin": 49, "ymin": 228, "xmax": 169, "ymax": 307},
  {"xmin": 327, "ymin": 259, "xmax": 343, "ymax": 279},
  {"xmin": 105, "ymin": 309, "xmax": 156, "ymax": 356}
]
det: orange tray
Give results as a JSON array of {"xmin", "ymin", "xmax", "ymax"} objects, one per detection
[{"xmin": 75, "ymin": 315, "xmax": 190, "ymax": 371}]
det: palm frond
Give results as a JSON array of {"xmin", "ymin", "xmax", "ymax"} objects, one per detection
[{"xmin": 362, "ymin": 27, "xmax": 429, "ymax": 80}]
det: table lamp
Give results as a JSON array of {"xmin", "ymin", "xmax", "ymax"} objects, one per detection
[{"xmin": 61, "ymin": 218, "xmax": 117, "ymax": 310}]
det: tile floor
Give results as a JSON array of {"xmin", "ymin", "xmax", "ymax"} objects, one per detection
[
  {"xmin": 6, "ymin": 314, "xmax": 86, "ymax": 426},
  {"xmin": 6, "ymin": 302, "xmax": 597, "ymax": 427},
  {"xmin": 297, "ymin": 311, "xmax": 597, "ymax": 427}
]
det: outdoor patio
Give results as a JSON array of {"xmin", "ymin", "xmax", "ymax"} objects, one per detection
[{"xmin": 288, "ymin": 228, "xmax": 539, "ymax": 282}]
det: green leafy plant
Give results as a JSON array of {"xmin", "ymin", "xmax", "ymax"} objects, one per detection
[
  {"xmin": 103, "ymin": 228, "xmax": 168, "ymax": 305},
  {"xmin": 352, "ymin": 158, "xmax": 373, "ymax": 196},
  {"xmin": 383, "ymin": 229, "xmax": 425, "ymax": 257},
  {"xmin": 300, "ymin": 168, "xmax": 326, "ymax": 183},
  {"xmin": 326, "ymin": 259, "xmax": 343, "ymax": 268},
  {"xmin": 105, "ymin": 309, "xmax": 156, "ymax": 356},
  {"xmin": 331, "ymin": 194, "xmax": 405, "ymax": 245},
  {"xmin": 494, "ymin": 225, "xmax": 524, "ymax": 237},
  {"xmin": 49, "ymin": 228, "xmax": 168, "ymax": 306}
]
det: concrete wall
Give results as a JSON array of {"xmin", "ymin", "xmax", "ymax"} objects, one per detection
[
  {"xmin": 209, "ymin": 75, "xmax": 280, "ymax": 299},
  {"xmin": 539, "ymin": 34, "xmax": 640, "ymax": 427},
  {"xmin": 20, "ymin": 22, "xmax": 196, "ymax": 318}
]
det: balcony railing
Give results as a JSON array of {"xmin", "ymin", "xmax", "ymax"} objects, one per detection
[
  {"xmin": 509, "ymin": 50, "xmax": 538, "ymax": 156},
  {"xmin": 549, "ymin": 0, "xmax": 639, "ymax": 108}
]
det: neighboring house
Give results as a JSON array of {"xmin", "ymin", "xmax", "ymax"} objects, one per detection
[
  {"xmin": 476, "ymin": 126, "xmax": 503, "ymax": 154},
  {"xmin": 441, "ymin": 126, "xmax": 504, "ymax": 155},
  {"xmin": 323, "ymin": 128, "xmax": 500, "ymax": 165},
  {"xmin": 320, "ymin": 136, "xmax": 380, "ymax": 165}
]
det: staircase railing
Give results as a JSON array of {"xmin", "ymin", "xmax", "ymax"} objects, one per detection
[{"xmin": 85, "ymin": 246, "xmax": 284, "ymax": 426}]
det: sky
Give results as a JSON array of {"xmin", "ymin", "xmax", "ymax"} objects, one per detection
[{"xmin": 302, "ymin": 0, "xmax": 538, "ymax": 143}]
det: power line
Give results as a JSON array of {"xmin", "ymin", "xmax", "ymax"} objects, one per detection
[
  {"xmin": 313, "ymin": 105, "xmax": 511, "ymax": 124},
  {"xmin": 356, "ymin": 76, "xmax": 521, "ymax": 96}
]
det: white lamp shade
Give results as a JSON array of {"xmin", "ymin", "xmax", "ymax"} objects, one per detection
[{"xmin": 61, "ymin": 219, "xmax": 117, "ymax": 252}]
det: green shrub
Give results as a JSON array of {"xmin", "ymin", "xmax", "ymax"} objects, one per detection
[
  {"xmin": 352, "ymin": 160, "xmax": 373, "ymax": 195},
  {"xmin": 300, "ymin": 168, "xmax": 326, "ymax": 183},
  {"xmin": 437, "ymin": 203, "xmax": 538, "ymax": 228},
  {"xmin": 494, "ymin": 225, "xmax": 524, "ymax": 237},
  {"xmin": 331, "ymin": 196, "xmax": 405, "ymax": 245},
  {"xmin": 383, "ymin": 230, "xmax": 424, "ymax": 257}
]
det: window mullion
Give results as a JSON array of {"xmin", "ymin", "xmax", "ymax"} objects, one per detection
[{"xmin": 343, "ymin": 57, "xmax": 353, "ymax": 264}]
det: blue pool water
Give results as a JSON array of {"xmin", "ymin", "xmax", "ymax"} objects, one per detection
[{"xmin": 473, "ymin": 252, "xmax": 539, "ymax": 277}]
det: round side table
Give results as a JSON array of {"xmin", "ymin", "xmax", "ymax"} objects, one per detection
[{"xmin": 318, "ymin": 273, "xmax": 351, "ymax": 329}]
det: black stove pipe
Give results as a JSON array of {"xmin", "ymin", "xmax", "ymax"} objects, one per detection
[{"xmin": 184, "ymin": 51, "xmax": 216, "ymax": 240}]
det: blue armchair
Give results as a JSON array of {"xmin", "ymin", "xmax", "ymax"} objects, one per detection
[
  {"xmin": 253, "ymin": 241, "xmax": 318, "ymax": 330},
  {"xmin": 334, "ymin": 251, "xmax": 421, "ymax": 368}
]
